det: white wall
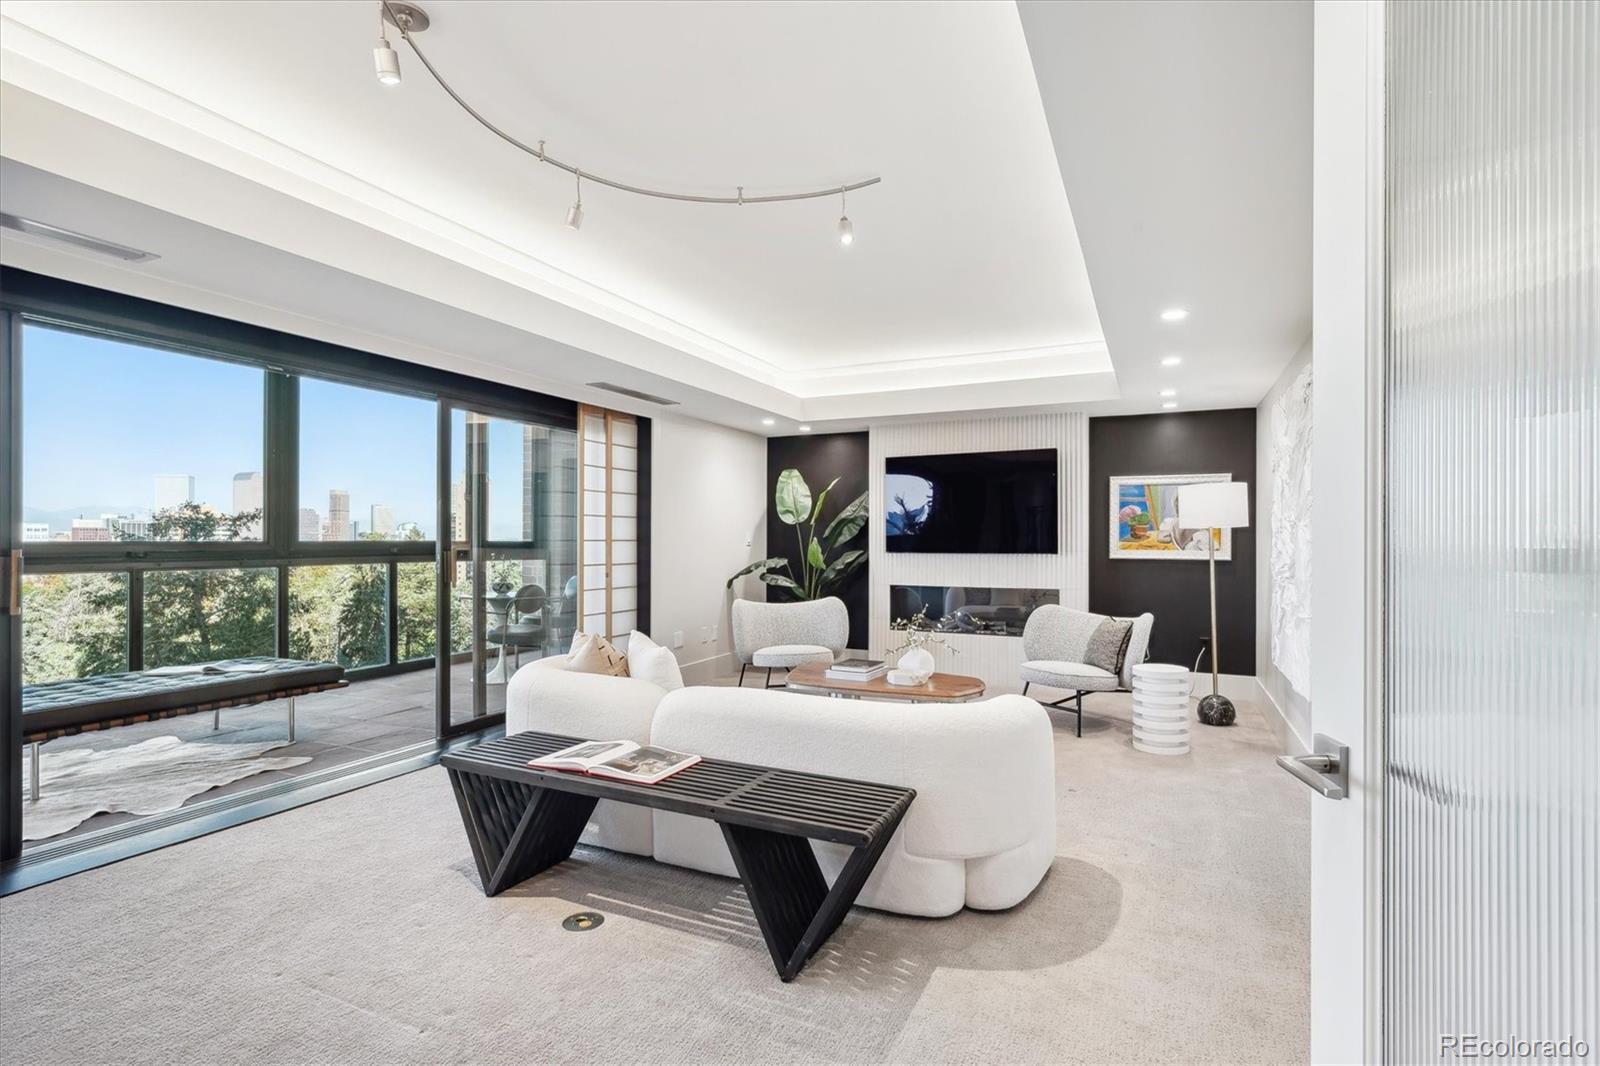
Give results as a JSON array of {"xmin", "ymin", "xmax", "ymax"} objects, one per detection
[
  {"xmin": 867, "ymin": 413, "xmax": 1090, "ymax": 692},
  {"xmin": 649, "ymin": 414, "xmax": 767, "ymax": 682},
  {"xmin": 1256, "ymin": 336, "xmax": 1314, "ymax": 753}
]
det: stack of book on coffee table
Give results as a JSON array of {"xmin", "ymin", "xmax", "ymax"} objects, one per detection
[{"xmin": 825, "ymin": 658, "xmax": 888, "ymax": 682}]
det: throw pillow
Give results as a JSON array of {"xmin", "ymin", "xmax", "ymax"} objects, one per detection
[
  {"xmin": 1083, "ymin": 617, "xmax": 1134, "ymax": 674},
  {"xmin": 625, "ymin": 630, "xmax": 684, "ymax": 691},
  {"xmin": 566, "ymin": 630, "xmax": 630, "ymax": 677}
]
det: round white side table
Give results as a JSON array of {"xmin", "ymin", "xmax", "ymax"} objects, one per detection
[{"xmin": 1131, "ymin": 662, "xmax": 1193, "ymax": 756}]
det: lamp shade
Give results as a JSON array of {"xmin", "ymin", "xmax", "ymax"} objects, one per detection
[{"xmin": 1177, "ymin": 481, "xmax": 1250, "ymax": 528}]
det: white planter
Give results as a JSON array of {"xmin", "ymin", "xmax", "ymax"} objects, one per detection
[{"xmin": 1131, "ymin": 663, "xmax": 1193, "ymax": 756}]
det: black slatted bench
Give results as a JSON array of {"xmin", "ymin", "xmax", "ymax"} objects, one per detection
[
  {"xmin": 22, "ymin": 656, "xmax": 347, "ymax": 800},
  {"xmin": 443, "ymin": 731, "xmax": 916, "ymax": 982}
]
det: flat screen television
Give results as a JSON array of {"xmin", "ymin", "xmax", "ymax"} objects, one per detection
[{"xmin": 885, "ymin": 448, "xmax": 1058, "ymax": 554}]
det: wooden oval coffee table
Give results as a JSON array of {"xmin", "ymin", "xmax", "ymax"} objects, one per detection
[{"xmin": 783, "ymin": 662, "xmax": 986, "ymax": 702}]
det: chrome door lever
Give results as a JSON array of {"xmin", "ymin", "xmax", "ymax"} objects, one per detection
[{"xmin": 1276, "ymin": 733, "xmax": 1350, "ymax": 799}]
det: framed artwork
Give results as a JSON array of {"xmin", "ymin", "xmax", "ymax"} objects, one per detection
[{"xmin": 1108, "ymin": 473, "xmax": 1233, "ymax": 560}]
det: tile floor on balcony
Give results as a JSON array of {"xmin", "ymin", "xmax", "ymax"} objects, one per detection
[{"xmin": 20, "ymin": 660, "xmax": 509, "ymax": 849}]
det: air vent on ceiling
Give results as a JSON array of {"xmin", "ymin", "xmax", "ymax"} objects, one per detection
[
  {"xmin": 0, "ymin": 212, "xmax": 160, "ymax": 263},
  {"xmin": 585, "ymin": 381, "xmax": 680, "ymax": 406}
]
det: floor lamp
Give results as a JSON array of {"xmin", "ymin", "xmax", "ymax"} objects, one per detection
[{"xmin": 1176, "ymin": 481, "xmax": 1250, "ymax": 726}]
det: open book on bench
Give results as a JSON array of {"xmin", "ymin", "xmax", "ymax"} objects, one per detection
[{"xmin": 528, "ymin": 739, "xmax": 702, "ymax": 785}]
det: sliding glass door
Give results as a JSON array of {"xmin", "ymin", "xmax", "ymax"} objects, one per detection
[{"xmin": 439, "ymin": 406, "xmax": 578, "ymax": 729}]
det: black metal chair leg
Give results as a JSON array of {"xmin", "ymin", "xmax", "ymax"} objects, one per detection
[
  {"xmin": 739, "ymin": 663, "xmax": 748, "ymax": 687},
  {"xmin": 1076, "ymin": 692, "xmax": 1083, "ymax": 737},
  {"xmin": 1022, "ymin": 682, "xmax": 1030, "ymax": 696}
]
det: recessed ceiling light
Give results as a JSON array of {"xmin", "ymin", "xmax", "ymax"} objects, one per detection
[
  {"xmin": 1161, "ymin": 355, "xmax": 1183, "ymax": 367},
  {"xmin": 799, "ymin": 425, "xmax": 813, "ymax": 432},
  {"xmin": 1162, "ymin": 401, "xmax": 1179, "ymax": 410},
  {"xmin": 1159, "ymin": 389, "xmax": 1177, "ymax": 398},
  {"xmin": 761, "ymin": 417, "xmax": 776, "ymax": 426},
  {"xmin": 1160, "ymin": 308, "xmax": 1189, "ymax": 322}
]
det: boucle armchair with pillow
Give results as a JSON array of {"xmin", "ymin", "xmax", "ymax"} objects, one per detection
[
  {"xmin": 1018, "ymin": 605, "xmax": 1154, "ymax": 736},
  {"xmin": 730, "ymin": 596, "xmax": 848, "ymax": 686}
]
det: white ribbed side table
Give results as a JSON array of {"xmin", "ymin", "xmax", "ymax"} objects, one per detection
[{"xmin": 1131, "ymin": 663, "xmax": 1193, "ymax": 755}]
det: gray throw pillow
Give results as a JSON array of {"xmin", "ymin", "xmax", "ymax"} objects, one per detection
[{"xmin": 1083, "ymin": 618, "xmax": 1134, "ymax": 674}]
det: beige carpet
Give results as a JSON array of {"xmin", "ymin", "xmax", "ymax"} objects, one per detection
[{"xmin": 0, "ymin": 688, "xmax": 1309, "ymax": 1065}]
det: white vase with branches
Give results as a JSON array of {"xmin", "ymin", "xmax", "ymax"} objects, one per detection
[{"xmin": 886, "ymin": 606, "xmax": 956, "ymax": 684}]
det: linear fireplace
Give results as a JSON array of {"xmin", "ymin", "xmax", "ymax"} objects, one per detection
[{"xmin": 888, "ymin": 585, "xmax": 1059, "ymax": 638}]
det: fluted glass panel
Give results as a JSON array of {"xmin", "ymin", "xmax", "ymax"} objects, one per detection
[{"xmin": 1386, "ymin": 1, "xmax": 1598, "ymax": 1061}]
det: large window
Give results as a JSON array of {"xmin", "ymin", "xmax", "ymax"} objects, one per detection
[
  {"xmin": 3, "ymin": 275, "xmax": 610, "ymax": 862},
  {"xmin": 22, "ymin": 323, "xmax": 266, "ymax": 542},
  {"xmin": 299, "ymin": 377, "xmax": 437, "ymax": 542}
]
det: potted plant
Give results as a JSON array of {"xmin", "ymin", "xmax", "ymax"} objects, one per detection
[
  {"xmin": 1128, "ymin": 511, "xmax": 1153, "ymax": 540},
  {"xmin": 726, "ymin": 468, "xmax": 868, "ymax": 600}
]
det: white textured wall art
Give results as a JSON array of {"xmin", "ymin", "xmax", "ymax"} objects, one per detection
[{"xmin": 1270, "ymin": 364, "xmax": 1313, "ymax": 698}]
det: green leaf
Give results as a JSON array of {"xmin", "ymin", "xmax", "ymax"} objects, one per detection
[
  {"xmin": 725, "ymin": 557, "xmax": 789, "ymax": 590},
  {"xmin": 807, "ymin": 536, "xmax": 826, "ymax": 571},
  {"xmin": 760, "ymin": 572, "xmax": 802, "ymax": 592},
  {"xmin": 774, "ymin": 468, "xmax": 812, "ymax": 526},
  {"xmin": 809, "ymin": 477, "xmax": 841, "ymax": 523},
  {"xmin": 818, "ymin": 548, "xmax": 865, "ymax": 592},
  {"xmin": 823, "ymin": 491, "xmax": 869, "ymax": 548}
]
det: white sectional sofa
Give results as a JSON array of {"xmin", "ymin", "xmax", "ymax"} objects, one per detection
[{"xmin": 505, "ymin": 657, "xmax": 1057, "ymax": 917}]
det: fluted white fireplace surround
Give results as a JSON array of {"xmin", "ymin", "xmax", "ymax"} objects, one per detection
[{"xmin": 868, "ymin": 413, "xmax": 1090, "ymax": 692}]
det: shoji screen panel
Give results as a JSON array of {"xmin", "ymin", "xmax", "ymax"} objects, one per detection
[
  {"xmin": 1385, "ymin": 1, "xmax": 1598, "ymax": 1060},
  {"xmin": 578, "ymin": 406, "xmax": 639, "ymax": 640}
]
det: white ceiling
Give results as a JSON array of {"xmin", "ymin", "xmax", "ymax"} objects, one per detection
[
  {"xmin": 0, "ymin": 0, "xmax": 1309, "ymax": 432},
  {"xmin": 1018, "ymin": 0, "xmax": 1312, "ymax": 416}
]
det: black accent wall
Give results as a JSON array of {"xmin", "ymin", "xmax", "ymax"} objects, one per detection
[
  {"xmin": 766, "ymin": 432, "xmax": 870, "ymax": 648},
  {"xmin": 1088, "ymin": 410, "xmax": 1256, "ymax": 674}
]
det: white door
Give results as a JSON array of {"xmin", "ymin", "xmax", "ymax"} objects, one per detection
[{"xmin": 1309, "ymin": 2, "xmax": 1599, "ymax": 1061}]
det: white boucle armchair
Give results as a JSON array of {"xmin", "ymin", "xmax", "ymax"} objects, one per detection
[
  {"xmin": 731, "ymin": 596, "xmax": 848, "ymax": 687},
  {"xmin": 1018, "ymin": 605, "xmax": 1154, "ymax": 736}
]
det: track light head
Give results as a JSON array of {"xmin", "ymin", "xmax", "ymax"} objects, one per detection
[
  {"xmin": 566, "ymin": 170, "xmax": 584, "ymax": 230},
  {"xmin": 374, "ymin": 38, "xmax": 402, "ymax": 85},
  {"xmin": 837, "ymin": 215, "xmax": 854, "ymax": 246}
]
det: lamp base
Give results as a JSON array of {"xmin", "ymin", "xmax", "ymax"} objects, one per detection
[{"xmin": 1196, "ymin": 693, "xmax": 1236, "ymax": 727}]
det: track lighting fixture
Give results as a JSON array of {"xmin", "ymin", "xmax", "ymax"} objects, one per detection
[
  {"xmin": 374, "ymin": 30, "xmax": 401, "ymax": 86},
  {"xmin": 372, "ymin": 1, "xmax": 879, "ymax": 244},
  {"xmin": 566, "ymin": 171, "xmax": 584, "ymax": 230}
]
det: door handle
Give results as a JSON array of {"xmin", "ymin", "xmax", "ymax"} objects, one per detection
[{"xmin": 1276, "ymin": 733, "xmax": 1349, "ymax": 799}]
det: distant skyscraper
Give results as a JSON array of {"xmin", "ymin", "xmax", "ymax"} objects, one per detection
[
  {"xmin": 22, "ymin": 523, "xmax": 50, "ymax": 542},
  {"xmin": 450, "ymin": 481, "xmax": 467, "ymax": 543},
  {"xmin": 232, "ymin": 472, "xmax": 263, "ymax": 537},
  {"xmin": 394, "ymin": 521, "xmax": 422, "ymax": 540},
  {"xmin": 327, "ymin": 489, "xmax": 351, "ymax": 541},
  {"xmin": 298, "ymin": 507, "xmax": 321, "ymax": 541},
  {"xmin": 370, "ymin": 504, "xmax": 396, "ymax": 538},
  {"xmin": 154, "ymin": 474, "xmax": 195, "ymax": 511}
]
